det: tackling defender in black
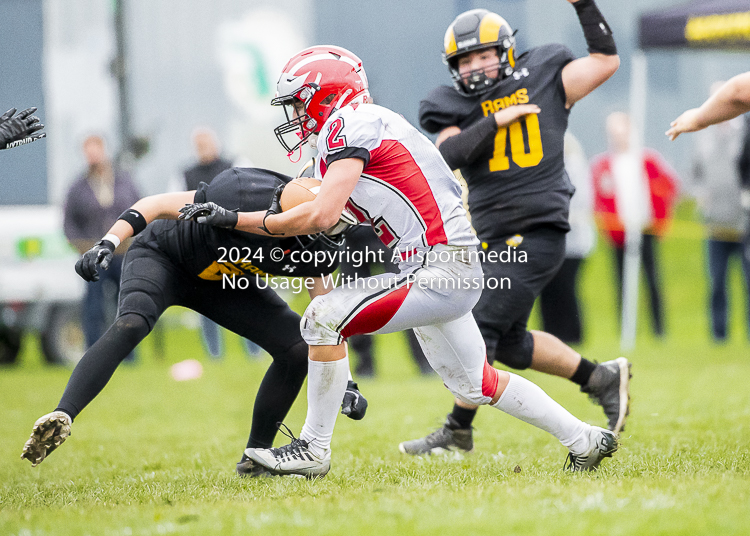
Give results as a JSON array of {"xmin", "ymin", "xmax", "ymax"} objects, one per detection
[
  {"xmin": 400, "ymin": 1, "xmax": 630, "ymax": 458},
  {"xmin": 21, "ymin": 167, "xmax": 366, "ymax": 476}
]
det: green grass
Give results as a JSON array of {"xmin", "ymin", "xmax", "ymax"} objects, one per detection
[{"xmin": 2, "ymin": 211, "xmax": 749, "ymax": 535}]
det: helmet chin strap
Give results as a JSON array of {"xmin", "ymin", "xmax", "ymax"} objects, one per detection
[
  {"xmin": 287, "ymin": 146, "xmax": 303, "ymax": 163},
  {"xmin": 309, "ymin": 134, "xmax": 319, "ymax": 150}
]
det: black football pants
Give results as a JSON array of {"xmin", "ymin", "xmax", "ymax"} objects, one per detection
[{"xmin": 56, "ymin": 242, "xmax": 308, "ymax": 449}]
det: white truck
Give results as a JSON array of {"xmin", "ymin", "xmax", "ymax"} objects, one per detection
[{"xmin": 0, "ymin": 206, "xmax": 86, "ymax": 365}]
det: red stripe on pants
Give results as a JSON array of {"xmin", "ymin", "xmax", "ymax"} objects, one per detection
[
  {"xmin": 340, "ymin": 283, "xmax": 412, "ymax": 338},
  {"xmin": 482, "ymin": 359, "xmax": 499, "ymax": 398}
]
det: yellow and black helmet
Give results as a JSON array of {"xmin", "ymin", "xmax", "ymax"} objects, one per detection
[{"xmin": 443, "ymin": 9, "xmax": 516, "ymax": 95}]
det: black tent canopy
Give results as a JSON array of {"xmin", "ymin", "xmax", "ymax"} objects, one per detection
[{"xmin": 639, "ymin": 0, "xmax": 750, "ymax": 50}]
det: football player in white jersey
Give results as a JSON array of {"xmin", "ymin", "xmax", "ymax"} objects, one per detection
[{"xmin": 182, "ymin": 45, "xmax": 618, "ymax": 477}]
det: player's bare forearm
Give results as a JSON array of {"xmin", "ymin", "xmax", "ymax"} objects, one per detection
[
  {"xmin": 494, "ymin": 105, "xmax": 541, "ymax": 127},
  {"xmin": 667, "ymin": 72, "xmax": 750, "ymax": 140},
  {"xmin": 132, "ymin": 192, "xmax": 196, "ymax": 222},
  {"xmin": 107, "ymin": 191, "xmax": 196, "ymax": 243},
  {"xmin": 235, "ymin": 202, "xmax": 332, "ymax": 237},
  {"xmin": 698, "ymin": 74, "xmax": 750, "ymax": 123},
  {"xmin": 562, "ymin": 54, "xmax": 619, "ymax": 108}
]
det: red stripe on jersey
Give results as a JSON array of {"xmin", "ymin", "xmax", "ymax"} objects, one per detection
[
  {"xmin": 345, "ymin": 200, "xmax": 369, "ymax": 224},
  {"xmin": 365, "ymin": 140, "xmax": 448, "ymax": 246},
  {"xmin": 340, "ymin": 283, "xmax": 412, "ymax": 338}
]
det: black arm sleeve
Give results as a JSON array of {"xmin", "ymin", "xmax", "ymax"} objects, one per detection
[
  {"xmin": 326, "ymin": 146, "xmax": 371, "ymax": 168},
  {"xmin": 437, "ymin": 115, "xmax": 498, "ymax": 170},
  {"xmin": 573, "ymin": 0, "xmax": 617, "ymax": 55}
]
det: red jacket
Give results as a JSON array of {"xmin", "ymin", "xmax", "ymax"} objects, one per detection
[{"xmin": 590, "ymin": 148, "xmax": 679, "ymax": 247}]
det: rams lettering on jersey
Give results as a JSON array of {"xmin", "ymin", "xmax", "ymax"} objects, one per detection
[{"xmin": 480, "ymin": 88, "xmax": 529, "ymax": 116}]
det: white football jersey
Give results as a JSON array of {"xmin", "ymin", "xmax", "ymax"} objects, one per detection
[{"xmin": 313, "ymin": 103, "xmax": 478, "ymax": 254}]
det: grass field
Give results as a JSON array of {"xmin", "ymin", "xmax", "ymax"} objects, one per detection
[{"xmin": 2, "ymin": 214, "xmax": 750, "ymax": 535}]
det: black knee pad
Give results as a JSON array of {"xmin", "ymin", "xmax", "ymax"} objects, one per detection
[
  {"xmin": 118, "ymin": 288, "xmax": 165, "ymax": 331},
  {"xmin": 112, "ymin": 313, "xmax": 151, "ymax": 341},
  {"xmin": 493, "ymin": 330, "xmax": 534, "ymax": 370},
  {"xmin": 271, "ymin": 340, "xmax": 308, "ymax": 368}
]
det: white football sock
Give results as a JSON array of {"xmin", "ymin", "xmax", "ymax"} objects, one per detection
[
  {"xmin": 300, "ymin": 355, "xmax": 349, "ymax": 457},
  {"xmin": 492, "ymin": 372, "xmax": 590, "ymax": 455}
]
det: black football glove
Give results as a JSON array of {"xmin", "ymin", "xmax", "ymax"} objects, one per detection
[
  {"xmin": 75, "ymin": 240, "xmax": 116, "ymax": 282},
  {"xmin": 178, "ymin": 202, "xmax": 238, "ymax": 229},
  {"xmin": 341, "ymin": 380, "xmax": 368, "ymax": 420},
  {"xmin": 0, "ymin": 107, "xmax": 46, "ymax": 150},
  {"xmin": 259, "ymin": 184, "xmax": 285, "ymax": 235}
]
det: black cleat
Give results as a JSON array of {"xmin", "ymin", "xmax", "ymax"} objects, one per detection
[
  {"xmin": 582, "ymin": 357, "xmax": 631, "ymax": 434},
  {"xmin": 398, "ymin": 414, "xmax": 473, "ymax": 456},
  {"xmin": 236, "ymin": 453, "xmax": 274, "ymax": 478}
]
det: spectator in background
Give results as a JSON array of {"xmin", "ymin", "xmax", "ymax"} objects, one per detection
[
  {"xmin": 182, "ymin": 127, "xmax": 261, "ymax": 358},
  {"xmin": 182, "ymin": 127, "xmax": 233, "ymax": 190},
  {"xmin": 689, "ymin": 87, "xmax": 750, "ymax": 342},
  {"xmin": 339, "ymin": 225, "xmax": 433, "ymax": 377},
  {"xmin": 63, "ymin": 135, "xmax": 140, "ymax": 350},
  {"xmin": 539, "ymin": 133, "xmax": 596, "ymax": 345},
  {"xmin": 591, "ymin": 112, "xmax": 679, "ymax": 337}
]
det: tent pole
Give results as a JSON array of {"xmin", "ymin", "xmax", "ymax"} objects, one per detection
[{"xmin": 622, "ymin": 50, "xmax": 648, "ymax": 352}]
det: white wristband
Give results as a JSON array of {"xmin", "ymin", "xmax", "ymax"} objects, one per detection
[{"xmin": 102, "ymin": 233, "xmax": 122, "ymax": 249}]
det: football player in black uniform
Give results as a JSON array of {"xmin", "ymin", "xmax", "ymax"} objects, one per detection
[
  {"xmin": 21, "ymin": 167, "xmax": 365, "ymax": 475},
  {"xmin": 400, "ymin": 2, "xmax": 630, "ymax": 456}
]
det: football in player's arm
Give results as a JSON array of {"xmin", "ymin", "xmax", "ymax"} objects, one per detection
[
  {"xmin": 667, "ymin": 71, "xmax": 750, "ymax": 140},
  {"xmin": 21, "ymin": 167, "xmax": 366, "ymax": 475}
]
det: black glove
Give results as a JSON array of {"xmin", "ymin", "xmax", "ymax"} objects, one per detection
[
  {"xmin": 341, "ymin": 380, "xmax": 368, "ymax": 420},
  {"xmin": 178, "ymin": 202, "xmax": 238, "ymax": 229},
  {"xmin": 259, "ymin": 184, "xmax": 285, "ymax": 235},
  {"xmin": 75, "ymin": 240, "xmax": 115, "ymax": 282},
  {"xmin": 0, "ymin": 107, "xmax": 46, "ymax": 150}
]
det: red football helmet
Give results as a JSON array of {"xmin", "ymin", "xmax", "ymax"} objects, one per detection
[{"xmin": 271, "ymin": 45, "xmax": 370, "ymax": 154}]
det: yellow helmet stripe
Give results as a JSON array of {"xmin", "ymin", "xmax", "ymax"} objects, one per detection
[
  {"xmin": 479, "ymin": 13, "xmax": 508, "ymax": 44},
  {"xmin": 444, "ymin": 27, "xmax": 457, "ymax": 56}
]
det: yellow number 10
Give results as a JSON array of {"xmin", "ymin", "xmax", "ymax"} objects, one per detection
[{"xmin": 489, "ymin": 114, "xmax": 544, "ymax": 171}]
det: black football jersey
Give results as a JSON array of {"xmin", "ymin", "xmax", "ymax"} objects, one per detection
[
  {"xmin": 136, "ymin": 167, "xmax": 340, "ymax": 279},
  {"xmin": 419, "ymin": 44, "xmax": 576, "ymax": 240}
]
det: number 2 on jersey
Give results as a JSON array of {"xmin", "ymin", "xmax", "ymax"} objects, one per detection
[
  {"xmin": 489, "ymin": 114, "xmax": 543, "ymax": 171},
  {"xmin": 326, "ymin": 118, "xmax": 347, "ymax": 151}
]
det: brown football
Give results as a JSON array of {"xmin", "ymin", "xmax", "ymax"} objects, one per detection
[{"xmin": 280, "ymin": 177, "xmax": 322, "ymax": 211}]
